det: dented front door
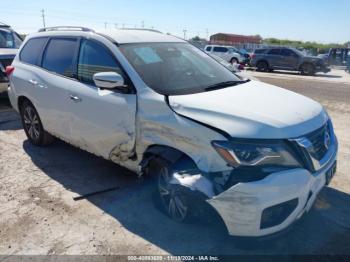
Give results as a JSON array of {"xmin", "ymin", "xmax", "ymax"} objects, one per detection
[
  {"xmin": 68, "ymin": 84, "xmax": 137, "ymax": 161},
  {"xmin": 67, "ymin": 38, "xmax": 137, "ymax": 161}
]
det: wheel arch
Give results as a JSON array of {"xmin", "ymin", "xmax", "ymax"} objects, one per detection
[
  {"xmin": 17, "ymin": 95, "xmax": 32, "ymax": 111},
  {"xmin": 299, "ymin": 61, "xmax": 315, "ymax": 70},
  {"xmin": 139, "ymin": 144, "xmax": 198, "ymax": 176},
  {"xmin": 257, "ymin": 59, "xmax": 269, "ymax": 67}
]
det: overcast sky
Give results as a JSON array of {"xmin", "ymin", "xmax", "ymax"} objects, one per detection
[{"xmin": 2, "ymin": 0, "xmax": 349, "ymax": 43}]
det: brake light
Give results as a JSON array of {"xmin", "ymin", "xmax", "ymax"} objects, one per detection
[{"xmin": 5, "ymin": 66, "xmax": 15, "ymax": 76}]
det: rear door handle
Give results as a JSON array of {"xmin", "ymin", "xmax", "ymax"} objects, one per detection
[
  {"xmin": 28, "ymin": 79, "xmax": 38, "ymax": 85},
  {"xmin": 69, "ymin": 95, "xmax": 82, "ymax": 102}
]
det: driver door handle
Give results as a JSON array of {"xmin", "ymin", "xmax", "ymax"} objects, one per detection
[{"xmin": 69, "ymin": 95, "xmax": 82, "ymax": 102}]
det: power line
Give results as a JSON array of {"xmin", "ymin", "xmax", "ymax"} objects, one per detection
[{"xmin": 41, "ymin": 9, "xmax": 46, "ymax": 27}]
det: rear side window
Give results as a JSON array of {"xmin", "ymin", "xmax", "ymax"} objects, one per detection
[
  {"xmin": 42, "ymin": 38, "xmax": 78, "ymax": 78},
  {"xmin": 20, "ymin": 38, "xmax": 47, "ymax": 65},
  {"xmin": 268, "ymin": 49, "xmax": 281, "ymax": 55},
  {"xmin": 77, "ymin": 39, "xmax": 123, "ymax": 85},
  {"xmin": 213, "ymin": 47, "xmax": 228, "ymax": 53}
]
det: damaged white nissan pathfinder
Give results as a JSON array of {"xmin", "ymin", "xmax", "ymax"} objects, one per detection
[{"xmin": 7, "ymin": 27, "xmax": 338, "ymax": 237}]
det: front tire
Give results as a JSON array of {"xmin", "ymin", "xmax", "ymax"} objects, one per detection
[
  {"xmin": 301, "ymin": 63, "xmax": 315, "ymax": 75},
  {"xmin": 20, "ymin": 100, "xmax": 54, "ymax": 146},
  {"xmin": 152, "ymin": 158, "xmax": 190, "ymax": 222}
]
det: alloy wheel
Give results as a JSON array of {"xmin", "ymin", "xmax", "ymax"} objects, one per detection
[
  {"xmin": 158, "ymin": 166, "xmax": 188, "ymax": 222},
  {"xmin": 23, "ymin": 105, "xmax": 40, "ymax": 141}
]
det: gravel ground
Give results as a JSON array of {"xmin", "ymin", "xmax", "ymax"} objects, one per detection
[{"xmin": 0, "ymin": 69, "xmax": 350, "ymax": 255}]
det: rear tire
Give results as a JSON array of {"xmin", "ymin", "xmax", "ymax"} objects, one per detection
[
  {"xmin": 20, "ymin": 100, "xmax": 54, "ymax": 146},
  {"xmin": 256, "ymin": 61, "xmax": 269, "ymax": 72},
  {"xmin": 301, "ymin": 63, "xmax": 315, "ymax": 75}
]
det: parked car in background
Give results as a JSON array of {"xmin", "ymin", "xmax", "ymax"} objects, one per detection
[
  {"xmin": 321, "ymin": 48, "xmax": 350, "ymax": 66},
  {"xmin": 250, "ymin": 47, "xmax": 331, "ymax": 75},
  {"xmin": 209, "ymin": 54, "xmax": 259, "ymax": 81},
  {"xmin": 8, "ymin": 27, "xmax": 338, "ymax": 237},
  {"xmin": 205, "ymin": 45, "xmax": 245, "ymax": 64},
  {"xmin": 0, "ymin": 22, "xmax": 22, "ymax": 93}
]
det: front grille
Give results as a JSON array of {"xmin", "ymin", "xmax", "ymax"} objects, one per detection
[
  {"xmin": 304, "ymin": 123, "xmax": 330, "ymax": 160},
  {"xmin": 291, "ymin": 121, "xmax": 335, "ymax": 172}
]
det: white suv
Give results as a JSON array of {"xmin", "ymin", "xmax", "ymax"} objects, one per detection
[
  {"xmin": 7, "ymin": 27, "xmax": 338, "ymax": 237},
  {"xmin": 205, "ymin": 45, "xmax": 244, "ymax": 64}
]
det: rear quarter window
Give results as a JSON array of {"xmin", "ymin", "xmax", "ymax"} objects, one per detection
[{"xmin": 20, "ymin": 37, "xmax": 48, "ymax": 65}]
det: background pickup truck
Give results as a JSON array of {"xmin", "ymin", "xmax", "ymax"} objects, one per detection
[{"xmin": 250, "ymin": 47, "xmax": 331, "ymax": 75}]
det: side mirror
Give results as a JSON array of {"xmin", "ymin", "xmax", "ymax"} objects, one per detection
[{"xmin": 93, "ymin": 72, "xmax": 126, "ymax": 90}]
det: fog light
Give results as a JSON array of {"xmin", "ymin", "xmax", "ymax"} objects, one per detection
[{"xmin": 260, "ymin": 198, "xmax": 298, "ymax": 229}]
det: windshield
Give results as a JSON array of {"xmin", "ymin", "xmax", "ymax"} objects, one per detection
[
  {"xmin": 0, "ymin": 29, "xmax": 22, "ymax": 48},
  {"xmin": 119, "ymin": 42, "xmax": 241, "ymax": 95}
]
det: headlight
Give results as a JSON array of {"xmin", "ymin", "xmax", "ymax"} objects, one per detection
[{"xmin": 212, "ymin": 139, "xmax": 300, "ymax": 168}]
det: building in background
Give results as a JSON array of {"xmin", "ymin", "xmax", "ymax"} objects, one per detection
[{"xmin": 210, "ymin": 33, "xmax": 262, "ymax": 50}]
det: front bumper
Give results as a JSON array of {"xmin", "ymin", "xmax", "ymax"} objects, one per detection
[
  {"xmin": 316, "ymin": 65, "xmax": 331, "ymax": 73},
  {"xmin": 207, "ymin": 156, "xmax": 337, "ymax": 237}
]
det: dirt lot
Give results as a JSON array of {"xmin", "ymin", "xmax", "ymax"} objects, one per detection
[{"xmin": 0, "ymin": 69, "xmax": 350, "ymax": 255}]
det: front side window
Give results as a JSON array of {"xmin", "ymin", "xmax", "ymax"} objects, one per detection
[
  {"xmin": 42, "ymin": 38, "xmax": 77, "ymax": 78},
  {"xmin": 78, "ymin": 39, "xmax": 123, "ymax": 85},
  {"xmin": 119, "ymin": 42, "xmax": 241, "ymax": 95},
  {"xmin": 0, "ymin": 29, "xmax": 22, "ymax": 48},
  {"xmin": 205, "ymin": 46, "xmax": 212, "ymax": 52},
  {"xmin": 281, "ymin": 49, "xmax": 298, "ymax": 57},
  {"xmin": 20, "ymin": 37, "xmax": 47, "ymax": 65}
]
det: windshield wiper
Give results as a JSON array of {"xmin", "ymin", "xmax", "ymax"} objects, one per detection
[{"xmin": 205, "ymin": 79, "xmax": 250, "ymax": 91}]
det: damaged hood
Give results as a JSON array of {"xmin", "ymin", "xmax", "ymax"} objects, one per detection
[{"xmin": 169, "ymin": 80, "xmax": 327, "ymax": 139}]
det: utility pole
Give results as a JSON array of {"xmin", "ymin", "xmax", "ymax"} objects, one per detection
[
  {"xmin": 41, "ymin": 9, "xmax": 46, "ymax": 28},
  {"xmin": 141, "ymin": 21, "xmax": 144, "ymax": 28},
  {"xmin": 206, "ymin": 28, "xmax": 209, "ymax": 40},
  {"xmin": 114, "ymin": 23, "xmax": 118, "ymax": 29},
  {"xmin": 104, "ymin": 22, "xmax": 107, "ymax": 29},
  {"xmin": 122, "ymin": 23, "xmax": 125, "ymax": 29},
  {"xmin": 183, "ymin": 29, "xmax": 187, "ymax": 40}
]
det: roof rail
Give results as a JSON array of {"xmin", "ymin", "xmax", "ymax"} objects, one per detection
[
  {"xmin": 38, "ymin": 26, "xmax": 94, "ymax": 33},
  {"xmin": 0, "ymin": 22, "xmax": 10, "ymax": 28},
  {"xmin": 119, "ymin": 28, "xmax": 162, "ymax": 34}
]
